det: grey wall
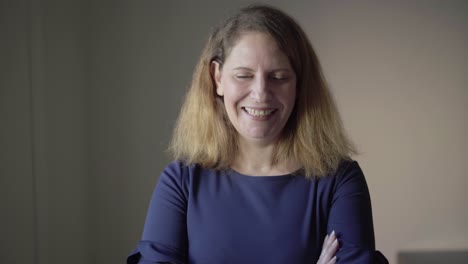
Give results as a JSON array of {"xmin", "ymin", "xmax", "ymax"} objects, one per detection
[
  {"xmin": 1, "ymin": 0, "xmax": 35, "ymax": 262},
  {"xmin": 2, "ymin": 0, "xmax": 89, "ymax": 263},
  {"xmin": 1, "ymin": 1, "xmax": 467, "ymax": 264}
]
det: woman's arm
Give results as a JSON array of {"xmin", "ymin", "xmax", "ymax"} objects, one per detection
[
  {"xmin": 127, "ymin": 162, "xmax": 189, "ymax": 264},
  {"xmin": 328, "ymin": 161, "xmax": 376, "ymax": 263}
]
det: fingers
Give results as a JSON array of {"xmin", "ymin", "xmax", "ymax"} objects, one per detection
[{"xmin": 317, "ymin": 231, "xmax": 339, "ymax": 264}]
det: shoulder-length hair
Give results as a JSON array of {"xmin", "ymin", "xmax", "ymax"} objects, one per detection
[{"xmin": 169, "ymin": 5, "xmax": 356, "ymax": 177}]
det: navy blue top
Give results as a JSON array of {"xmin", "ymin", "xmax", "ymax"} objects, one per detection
[{"xmin": 128, "ymin": 160, "xmax": 376, "ymax": 264}]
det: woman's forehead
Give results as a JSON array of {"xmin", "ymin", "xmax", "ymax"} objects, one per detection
[{"xmin": 223, "ymin": 32, "xmax": 292, "ymax": 70}]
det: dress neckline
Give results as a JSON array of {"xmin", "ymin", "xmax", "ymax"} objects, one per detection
[{"xmin": 226, "ymin": 168, "xmax": 299, "ymax": 181}]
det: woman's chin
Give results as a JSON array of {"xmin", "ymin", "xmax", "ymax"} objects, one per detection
[{"xmin": 239, "ymin": 132, "xmax": 280, "ymax": 145}]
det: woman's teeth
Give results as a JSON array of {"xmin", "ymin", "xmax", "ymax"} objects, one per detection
[{"xmin": 243, "ymin": 107, "xmax": 275, "ymax": 117}]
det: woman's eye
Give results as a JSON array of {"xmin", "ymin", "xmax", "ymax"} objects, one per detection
[
  {"xmin": 236, "ymin": 75, "xmax": 253, "ymax": 79},
  {"xmin": 271, "ymin": 75, "xmax": 288, "ymax": 80}
]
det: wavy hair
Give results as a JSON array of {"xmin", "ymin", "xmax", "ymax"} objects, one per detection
[{"xmin": 169, "ymin": 5, "xmax": 356, "ymax": 177}]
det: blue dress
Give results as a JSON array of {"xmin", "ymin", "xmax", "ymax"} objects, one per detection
[{"xmin": 128, "ymin": 160, "xmax": 377, "ymax": 263}]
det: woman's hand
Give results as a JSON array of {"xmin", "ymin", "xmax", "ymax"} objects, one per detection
[{"xmin": 317, "ymin": 230, "xmax": 339, "ymax": 264}]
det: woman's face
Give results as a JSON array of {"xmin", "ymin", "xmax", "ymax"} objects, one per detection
[{"xmin": 213, "ymin": 32, "xmax": 296, "ymax": 145}]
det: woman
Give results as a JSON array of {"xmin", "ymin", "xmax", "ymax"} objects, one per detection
[{"xmin": 128, "ymin": 5, "xmax": 386, "ymax": 264}]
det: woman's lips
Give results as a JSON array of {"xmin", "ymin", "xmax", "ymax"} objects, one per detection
[{"xmin": 242, "ymin": 107, "xmax": 277, "ymax": 120}]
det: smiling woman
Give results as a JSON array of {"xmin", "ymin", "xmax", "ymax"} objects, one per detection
[
  {"xmin": 128, "ymin": 4, "xmax": 387, "ymax": 264},
  {"xmin": 212, "ymin": 32, "xmax": 297, "ymax": 156}
]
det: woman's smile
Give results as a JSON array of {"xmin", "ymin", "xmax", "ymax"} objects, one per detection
[{"xmin": 242, "ymin": 107, "xmax": 277, "ymax": 119}]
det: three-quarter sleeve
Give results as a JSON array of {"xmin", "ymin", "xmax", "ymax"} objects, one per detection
[
  {"xmin": 127, "ymin": 162, "xmax": 189, "ymax": 264},
  {"xmin": 327, "ymin": 161, "xmax": 376, "ymax": 263}
]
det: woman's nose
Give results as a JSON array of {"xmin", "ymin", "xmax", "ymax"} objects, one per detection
[{"xmin": 249, "ymin": 76, "xmax": 271, "ymax": 102}]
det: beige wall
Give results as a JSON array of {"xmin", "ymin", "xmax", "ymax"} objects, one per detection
[
  {"xmin": 2, "ymin": 1, "xmax": 467, "ymax": 263},
  {"xmin": 290, "ymin": 2, "xmax": 468, "ymax": 263}
]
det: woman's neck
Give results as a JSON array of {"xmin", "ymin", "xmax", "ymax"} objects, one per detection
[{"xmin": 230, "ymin": 139, "xmax": 299, "ymax": 176}]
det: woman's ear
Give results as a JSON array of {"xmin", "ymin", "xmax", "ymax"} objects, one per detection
[{"xmin": 210, "ymin": 61, "xmax": 223, "ymax": 96}]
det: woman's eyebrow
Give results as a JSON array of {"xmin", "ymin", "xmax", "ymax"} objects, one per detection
[
  {"xmin": 270, "ymin": 68, "xmax": 293, "ymax": 72},
  {"xmin": 232, "ymin": 67, "xmax": 253, "ymax": 71},
  {"xmin": 232, "ymin": 67, "xmax": 293, "ymax": 72}
]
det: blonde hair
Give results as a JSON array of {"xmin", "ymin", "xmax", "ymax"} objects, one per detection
[{"xmin": 169, "ymin": 5, "xmax": 356, "ymax": 177}]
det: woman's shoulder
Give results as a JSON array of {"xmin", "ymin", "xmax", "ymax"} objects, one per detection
[
  {"xmin": 154, "ymin": 160, "xmax": 203, "ymax": 202},
  {"xmin": 159, "ymin": 160, "xmax": 209, "ymax": 185},
  {"xmin": 329, "ymin": 158, "xmax": 369, "ymax": 193},
  {"xmin": 335, "ymin": 158, "xmax": 361, "ymax": 176},
  {"xmin": 315, "ymin": 159, "xmax": 365, "ymax": 187},
  {"xmin": 162, "ymin": 159, "xmax": 191, "ymax": 174}
]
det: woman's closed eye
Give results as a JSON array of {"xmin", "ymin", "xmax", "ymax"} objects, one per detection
[
  {"xmin": 270, "ymin": 74, "xmax": 290, "ymax": 81},
  {"xmin": 233, "ymin": 72, "xmax": 292, "ymax": 81},
  {"xmin": 236, "ymin": 75, "xmax": 253, "ymax": 79}
]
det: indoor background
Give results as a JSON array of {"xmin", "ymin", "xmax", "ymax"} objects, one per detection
[{"xmin": 1, "ymin": 0, "xmax": 467, "ymax": 263}]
